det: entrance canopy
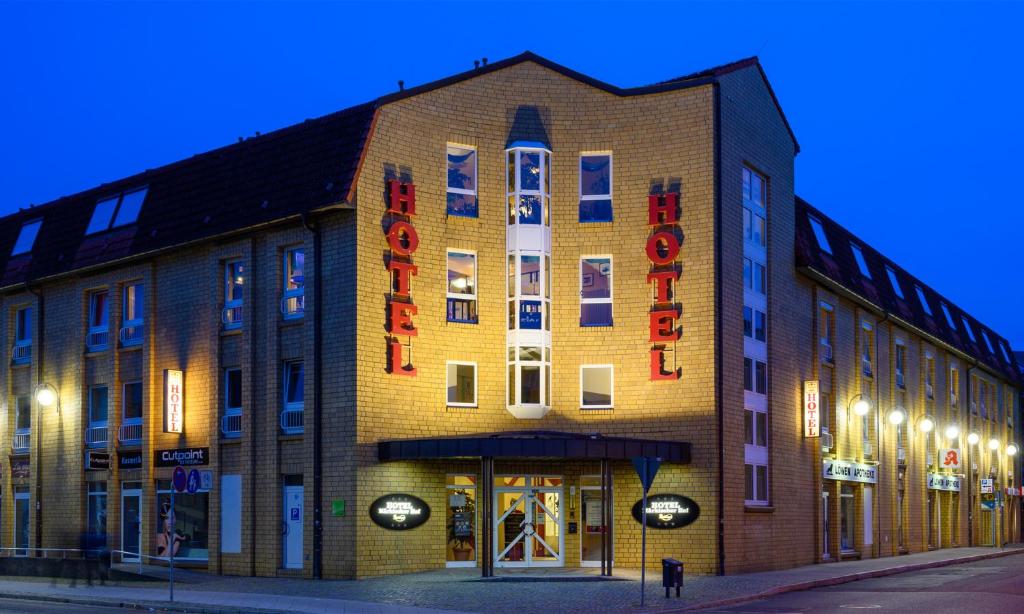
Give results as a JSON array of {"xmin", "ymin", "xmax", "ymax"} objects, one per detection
[{"xmin": 378, "ymin": 430, "xmax": 690, "ymax": 463}]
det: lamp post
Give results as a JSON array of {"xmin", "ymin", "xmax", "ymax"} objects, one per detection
[
  {"xmin": 967, "ymin": 431, "xmax": 980, "ymax": 546},
  {"xmin": 30, "ymin": 383, "xmax": 59, "ymax": 558}
]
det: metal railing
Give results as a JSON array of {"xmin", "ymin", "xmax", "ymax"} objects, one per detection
[
  {"xmin": 86, "ymin": 329, "xmax": 110, "ymax": 352},
  {"xmin": 222, "ymin": 412, "xmax": 242, "ymax": 438},
  {"xmin": 280, "ymin": 293, "xmax": 305, "ymax": 319},
  {"xmin": 118, "ymin": 422, "xmax": 142, "ymax": 445},
  {"xmin": 222, "ymin": 305, "xmax": 243, "ymax": 330},
  {"xmin": 119, "ymin": 324, "xmax": 143, "ymax": 347},
  {"xmin": 11, "ymin": 343, "xmax": 31, "ymax": 364},
  {"xmin": 12, "ymin": 431, "xmax": 30, "ymax": 453},
  {"xmin": 0, "ymin": 547, "xmax": 87, "ymax": 559},
  {"xmin": 821, "ymin": 342, "xmax": 833, "ymax": 363},
  {"xmin": 280, "ymin": 407, "xmax": 304, "ymax": 434},
  {"xmin": 86, "ymin": 425, "xmax": 108, "ymax": 448}
]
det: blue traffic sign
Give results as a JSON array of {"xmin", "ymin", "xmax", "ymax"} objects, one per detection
[
  {"xmin": 632, "ymin": 456, "xmax": 662, "ymax": 493},
  {"xmin": 172, "ymin": 466, "xmax": 187, "ymax": 493},
  {"xmin": 186, "ymin": 469, "xmax": 201, "ymax": 494}
]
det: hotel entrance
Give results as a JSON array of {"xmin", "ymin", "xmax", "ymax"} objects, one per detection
[{"xmin": 495, "ymin": 475, "xmax": 563, "ymax": 567}]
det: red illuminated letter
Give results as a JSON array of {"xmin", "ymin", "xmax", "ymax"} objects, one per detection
[
  {"xmin": 388, "ymin": 338, "xmax": 417, "ymax": 376},
  {"xmin": 648, "ymin": 193, "xmax": 679, "ymax": 225},
  {"xmin": 387, "ymin": 180, "xmax": 416, "ymax": 216},
  {"xmin": 649, "ymin": 309, "xmax": 681, "ymax": 342},
  {"xmin": 387, "ymin": 260, "xmax": 418, "ymax": 297},
  {"xmin": 387, "ymin": 221, "xmax": 419, "ymax": 256},
  {"xmin": 646, "ymin": 270, "xmax": 680, "ymax": 303},
  {"xmin": 646, "ymin": 231, "xmax": 680, "ymax": 265},
  {"xmin": 388, "ymin": 301, "xmax": 418, "ymax": 336},
  {"xmin": 650, "ymin": 347, "xmax": 680, "ymax": 381}
]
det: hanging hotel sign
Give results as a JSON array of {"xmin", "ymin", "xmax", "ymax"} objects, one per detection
[
  {"xmin": 154, "ymin": 447, "xmax": 209, "ymax": 467},
  {"xmin": 927, "ymin": 473, "xmax": 961, "ymax": 492},
  {"xmin": 163, "ymin": 369, "xmax": 184, "ymax": 433},
  {"xmin": 369, "ymin": 494, "xmax": 430, "ymax": 530},
  {"xmin": 384, "ymin": 180, "xmax": 418, "ymax": 377},
  {"xmin": 803, "ymin": 380, "xmax": 820, "ymax": 438},
  {"xmin": 823, "ymin": 459, "xmax": 877, "ymax": 484},
  {"xmin": 631, "ymin": 494, "xmax": 700, "ymax": 529},
  {"xmin": 84, "ymin": 450, "xmax": 110, "ymax": 471},
  {"xmin": 646, "ymin": 192, "xmax": 683, "ymax": 381},
  {"xmin": 938, "ymin": 448, "xmax": 961, "ymax": 471}
]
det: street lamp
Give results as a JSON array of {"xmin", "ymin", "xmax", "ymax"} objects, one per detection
[
  {"xmin": 888, "ymin": 407, "xmax": 907, "ymax": 426},
  {"xmin": 917, "ymin": 415, "xmax": 935, "ymax": 434},
  {"xmin": 849, "ymin": 394, "xmax": 872, "ymax": 417},
  {"xmin": 967, "ymin": 432, "xmax": 981, "ymax": 446},
  {"xmin": 33, "ymin": 383, "xmax": 59, "ymax": 413},
  {"xmin": 1007, "ymin": 443, "xmax": 1019, "ymax": 457},
  {"xmin": 944, "ymin": 424, "xmax": 960, "ymax": 440},
  {"xmin": 988, "ymin": 438, "xmax": 1001, "ymax": 452}
]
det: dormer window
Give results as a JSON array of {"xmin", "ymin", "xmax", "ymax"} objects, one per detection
[
  {"xmin": 941, "ymin": 303, "xmax": 957, "ymax": 330},
  {"xmin": 11, "ymin": 220, "xmax": 42, "ymax": 256},
  {"xmin": 961, "ymin": 316, "xmax": 976, "ymax": 342},
  {"xmin": 914, "ymin": 285, "xmax": 933, "ymax": 316},
  {"xmin": 808, "ymin": 215, "xmax": 831, "ymax": 254},
  {"xmin": 885, "ymin": 265, "xmax": 904, "ymax": 299},
  {"xmin": 981, "ymin": 330, "xmax": 995, "ymax": 355},
  {"xmin": 86, "ymin": 188, "xmax": 148, "ymax": 235},
  {"xmin": 850, "ymin": 243, "xmax": 871, "ymax": 278},
  {"xmin": 1000, "ymin": 341, "xmax": 1012, "ymax": 363}
]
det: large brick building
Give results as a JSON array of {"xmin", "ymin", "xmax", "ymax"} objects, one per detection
[{"xmin": 0, "ymin": 53, "xmax": 1019, "ymax": 578}]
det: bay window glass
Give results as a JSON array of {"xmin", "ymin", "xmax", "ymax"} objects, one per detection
[
  {"xmin": 447, "ymin": 145, "xmax": 478, "ymax": 217},
  {"xmin": 447, "ymin": 250, "xmax": 477, "ymax": 323},
  {"xmin": 579, "ymin": 154, "xmax": 612, "ymax": 222},
  {"xmin": 580, "ymin": 257, "xmax": 612, "ymax": 327}
]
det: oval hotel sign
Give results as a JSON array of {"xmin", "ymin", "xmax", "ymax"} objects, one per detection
[
  {"xmin": 369, "ymin": 494, "xmax": 430, "ymax": 530},
  {"xmin": 632, "ymin": 494, "xmax": 700, "ymax": 529}
]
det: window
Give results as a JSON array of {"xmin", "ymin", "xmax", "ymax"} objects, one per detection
[
  {"xmin": 447, "ymin": 145, "xmax": 478, "ymax": 217},
  {"xmin": 743, "ymin": 258, "xmax": 766, "ymax": 294},
  {"xmin": 507, "ymin": 346, "xmax": 551, "ymax": 409},
  {"xmin": 941, "ymin": 303, "xmax": 957, "ymax": 330},
  {"xmin": 14, "ymin": 395, "xmax": 30, "ymax": 452},
  {"xmin": 446, "ymin": 475, "xmax": 477, "ymax": 566},
  {"xmin": 222, "ymin": 368, "xmax": 242, "ymax": 438},
  {"xmin": 580, "ymin": 257, "xmax": 612, "ymax": 326},
  {"xmin": 12, "ymin": 306, "xmax": 31, "ymax": 364},
  {"xmin": 87, "ymin": 290, "xmax": 110, "ymax": 351},
  {"xmin": 894, "ymin": 342, "xmax": 906, "ymax": 388},
  {"xmin": 850, "ymin": 243, "xmax": 871, "ymax": 279},
  {"xmin": 861, "ymin": 323, "xmax": 874, "ymax": 376},
  {"xmin": 999, "ymin": 341, "xmax": 1012, "ymax": 364},
  {"xmin": 507, "ymin": 147, "xmax": 550, "ymax": 226},
  {"xmin": 86, "ymin": 482, "xmax": 108, "ymax": 552},
  {"xmin": 281, "ymin": 361, "xmax": 304, "ymax": 434},
  {"xmin": 744, "ymin": 463, "xmax": 769, "ymax": 505},
  {"xmin": 121, "ymin": 283, "xmax": 144, "ymax": 346},
  {"xmin": 282, "ymin": 248, "xmax": 305, "ymax": 319},
  {"xmin": 915, "ymin": 285, "xmax": 933, "ymax": 316},
  {"xmin": 744, "ymin": 357, "xmax": 767, "ymax": 395},
  {"xmin": 949, "ymin": 367, "xmax": 960, "ymax": 407},
  {"xmin": 885, "ymin": 266, "xmax": 904, "ymax": 299},
  {"xmin": 11, "ymin": 220, "xmax": 42, "ymax": 256},
  {"xmin": 743, "ymin": 167, "xmax": 766, "ymax": 209},
  {"xmin": 223, "ymin": 261, "xmax": 244, "ymax": 330},
  {"xmin": 579, "ymin": 153, "xmax": 612, "ymax": 222},
  {"xmin": 447, "ymin": 250, "xmax": 478, "ymax": 324},
  {"xmin": 86, "ymin": 188, "xmax": 147, "ymax": 234},
  {"xmin": 961, "ymin": 317, "xmax": 976, "ymax": 342},
  {"xmin": 446, "ymin": 362, "xmax": 477, "ymax": 407},
  {"xmin": 819, "ymin": 303, "xmax": 834, "ymax": 361},
  {"xmin": 123, "ymin": 381, "xmax": 142, "ymax": 423},
  {"xmin": 743, "ymin": 208, "xmax": 766, "ymax": 247},
  {"xmin": 925, "ymin": 356, "xmax": 935, "ymax": 399},
  {"xmin": 744, "ymin": 306, "xmax": 766, "ymax": 343},
  {"xmin": 981, "ymin": 330, "xmax": 995, "ymax": 355},
  {"xmin": 743, "ymin": 409, "xmax": 768, "ymax": 447},
  {"xmin": 808, "ymin": 215, "xmax": 832, "ymax": 254},
  {"xmin": 580, "ymin": 365, "xmax": 613, "ymax": 409},
  {"xmin": 87, "ymin": 385, "xmax": 109, "ymax": 448},
  {"xmin": 156, "ymin": 480, "xmax": 209, "ymax": 560}
]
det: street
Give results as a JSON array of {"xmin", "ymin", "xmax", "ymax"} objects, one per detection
[
  {"xmin": 0, "ymin": 598, "xmax": 124, "ymax": 613},
  {"xmin": 711, "ymin": 553, "xmax": 1024, "ymax": 613}
]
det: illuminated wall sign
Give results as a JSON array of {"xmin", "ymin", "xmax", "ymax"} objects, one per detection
[
  {"xmin": 154, "ymin": 447, "xmax": 209, "ymax": 467},
  {"xmin": 803, "ymin": 380, "xmax": 820, "ymax": 438},
  {"xmin": 11, "ymin": 458, "xmax": 29, "ymax": 479},
  {"xmin": 85, "ymin": 450, "xmax": 110, "ymax": 471},
  {"xmin": 927, "ymin": 473, "xmax": 961, "ymax": 492},
  {"xmin": 646, "ymin": 193, "xmax": 683, "ymax": 381},
  {"xmin": 938, "ymin": 448, "xmax": 961, "ymax": 471},
  {"xmin": 385, "ymin": 180, "xmax": 418, "ymax": 376},
  {"xmin": 163, "ymin": 369, "xmax": 184, "ymax": 433},
  {"xmin": 631, "ymin": 494, "xmax": 700, "ymax": 529},
  {"xmin": 118, "ymin": 450, "xmax": 143, "ymax": 470},
  {"xmin": 369, "ymin": 494, "xmax": 430, "ymax": 530},
  {"xmin": 823, "ymin": 459, "xmax": 877, "ymax": 484}
]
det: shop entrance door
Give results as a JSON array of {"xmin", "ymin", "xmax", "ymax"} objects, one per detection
[
  {"xmin": 494, "ymin": 476, "xmax": 563, "ymax": 567},
  {"xmin": 14, "ymin": 488, "xmax": 29, "ymax": 557},
  {"xmin": 821, "ymin": 490, "xmax": 830, "ymax": 559},
  {"xmin": 283, "ymin": 484, "xmax": 303, "ymax": 569},
  {"xmin": 121, "ymin": 485, "xmax": 142, "ymax": 562}
]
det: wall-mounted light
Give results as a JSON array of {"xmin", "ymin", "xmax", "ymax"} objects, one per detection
[
  {"xmin": 917, "ymin": 415, "xmax": 935, "ymax": 433},
  {"xmin": 944, "ymin": 424, "xmax": 960, "ymax": 440},
  {"xmin": 1007, "ymin": 443, "xmax": 1019, "ymax": 457},
  {"xmin": 988, "ymin": 438, "xmax": 1001, "ymax": 451},
  {"xmin": 888, "ymin": 407, "xmax": 907, "ymax": 426},
  {"xmin": 849, "ymin": 394, "xmax": 872, "ymax": 417},
  {"xmin": 967, "ymin": 432, "xmax": 980, "ymax": 446},
  {"xmin": 33, "ymin": 383, "xmax": 60, "ymax": 413}
]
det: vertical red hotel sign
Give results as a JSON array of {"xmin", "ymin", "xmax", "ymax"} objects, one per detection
[
  {"xmin": 163, "ymin": 369, "xmax": 184, "ymax": 433},
  {"xmin": 385, "ymin": 180, "xmax": 418, "ymax": 376},
  {"xmin": 803, "ymin": 380, "xmax": 820, "ymax": 438},
  {"xmin": 646, "ymin": 193, "xmax": 682, "ymax": 380}
]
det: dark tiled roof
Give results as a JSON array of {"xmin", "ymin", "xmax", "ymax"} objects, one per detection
[{"xmin": 796, "ymin": 197, "xmax": 1021, "ymax": 384}]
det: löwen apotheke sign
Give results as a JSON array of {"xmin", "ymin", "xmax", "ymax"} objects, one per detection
[
  {"xmin": 927, "ymin": 473, "xmax": 961, "ymax": 492},
  {"xmin": 369, "ymin": 494, "xmax": 430, "ymax": 530},
  {"xmin": 154, "ymin": 447, "xmax": 209, "ymax": 468},
  {"xmin": 631, "ymin": 494, "xmax": 700, "ymax": 529},
  {"xmin": 822, "ymin": 459, "xmax": 878, "ymax": 484}
]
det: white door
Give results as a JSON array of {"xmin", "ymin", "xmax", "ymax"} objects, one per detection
[
  {"xmin": 283, "ymin": 485, "xmax": 303, "ymax": 569},
  {"xmin": 121, "ymin": 487, "xmax": 142, "ymax": 562},
  {"xmin": 494, "ymin": 476, "xmax": 563, "ymax": 568}
]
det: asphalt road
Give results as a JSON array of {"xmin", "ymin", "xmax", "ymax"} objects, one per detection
[
  {"xmin": 711, "ymin": 552, "xmax": 1024, "ymax": 613},
  {"xmin": 0, "ymin": 598, "xmax": 126, "ymax": 613}
]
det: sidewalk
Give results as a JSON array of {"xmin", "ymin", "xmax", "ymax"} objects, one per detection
[{"xmin": 0, "ymin": 546, "xmax": 1019, "ymax": 613}]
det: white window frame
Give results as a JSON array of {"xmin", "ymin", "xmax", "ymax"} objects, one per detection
[
  {"xmin": 580, "ymin": 364, "xmax": 614, "ymax": 410},
  {"xmin": 885, "ymin": 265, "xmax": 904, "ymax": 299},
  {"xmin": 861, "ymin": 321, "xmax": 874, "ymax": 376},
  {"xmin": 87, "ymin": 290, "xmax": 110, "ymax": 351},
  {"xmin": 446, "ymin": 144, "xmax": 478, "ymax": 215},
  {"xmin": 281, "ymin": 361, "xmax": 304, "ymax": 434},
  {"xmin": 579, "ymin": 256, "xmax": 613, "ymax": 326},
  {"xmin": 743, "ymin": 166, "xmax": 767, "ymax": 209},
  {"xmin": 87, "ymin": 384, "xmax": 109, "ymax": 448},
  {"xmin": 224, "ymin": 368, "xmax": 243, "ymax": 417},
  {"xmin": 850, "ymin": 243, "xmax": 871, "ymax": 278},
  {"xmin": 744, "ymin": 462, "xmax": 769, "ymax": 506},
  {"xmin": 120, "ymin": 282, "xmax": 144, "ymax": 347},
  {"xmin": 14, "ymin": 394, "xmax": 31, "ymax": 440},
  {"xmin": 446, "ymin": 361, "xmax": 478, "ymax": 408},
  {"xmin": 578, "ymin": 151, "xmax": 613, "ymax": 221},
  {"xmin": 446, "ymin": 249, "xmax": 478, "ymax": 324},
  {"xmin": 808, "ymin": 215, "xmax": 832, "ymax": 254},
  {"xmin": 14, "ymin": 306, "xmax": 31, "ymax": 348},
  {"xmin": 122, "ymin": 381, "xmax": 142, "ymax": 426},
  {"xmin": 282, "ymin": 248, "xmax": 305, "ymax": 319},
  {"xmin": 894, "ymin": 339, "xmax": 906, "ymax": 387},
  {"xmin": 223, "ymin": 260, "xmax": 244, "ymax": 330}
]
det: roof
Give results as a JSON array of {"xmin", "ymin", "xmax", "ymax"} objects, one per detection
[
  {"xmin": 795, "ymin": 197, "xmax": 1022, "ymax": 384},
  {"xmin": 378, "ymin": 430, "xmax": 691, "ymax": 463}
]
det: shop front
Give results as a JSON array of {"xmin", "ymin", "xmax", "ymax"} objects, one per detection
[
  {"xmin": 926, "ymin": 472, "xmax": 961, "ymax": 549},
  {"xmin": 822, "ymin": 458, "xmax": 877, "ymax": 559}
]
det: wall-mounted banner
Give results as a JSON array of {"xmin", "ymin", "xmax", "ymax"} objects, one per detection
[
  {"xmin": 803, "ymin": 380, "xmax": 820, "ymax": 438},
  {"xmin": 118, "ymin": 450, "xmax": 143, "ymax": 470},
  {"xmin": 369, "ymin": 494, "xmax": 430, "ymax": 530},
  {"xmin": 927, "ymin": 473, "xmax": 961, "ymax": 492},
  {"xmin": 630, "ymin": 494, "xmax": 700, "ymax": 529},
  {"xmin": 84, "ymin": 450, "xmax": 110, "ymax": 471},
  {"xmin": 823, "ymin": 459, "xmax": 877, "ymax": 484},
  {"xmin": 163, "ymin": 369, "xmax": 184, "ymax": 433},
  {"xmin": 154, "ymin": 447, "xmax": 209, "ymax": 467},
  {"xmin": 938, "ymin": 448, "xmax": 961, "ymax": 471}
]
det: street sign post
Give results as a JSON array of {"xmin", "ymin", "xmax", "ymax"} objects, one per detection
[
  {"xmin": 169, "ymin": 465, "xmax": 188, "ymax": 602},
  {"xmin": 632, "ymin": 456, "xmax": 662, "ymax": 607},
  {"xmin": 186, "ymin": 469, "xmax": 201, "ymax": 494}
]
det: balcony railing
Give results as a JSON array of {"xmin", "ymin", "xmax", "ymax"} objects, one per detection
[
  {"xmin": 86, "ymin": 329, "xmax": 110, "ymax": 352},
  {"xmin": 862, "ymin": 359, "xmax": 873, "ymax": 377},
  {"xmin": 280, "ymin": 407, "xmax": 304, "ymax": 434},
  {"xmin": 281, "ymin": 293, "xmax": 305, "ymax": 319},
  {"xmin": 86, "ymin": 425, "xmax": 108, "ymax": 448},
  {"xmin": 118, "ymin": 422, "xmax": 142, "ymax": 446},
  {"xmin": 222, "ymin": 412, "xmax": 242, "ymax": 438},
  {"xmin": 896, "ymin": 372, "xmax": 905, "ymax": 389},
  {"xmin": 222, "ymin": 306, "xmax": 243, "ymax": 330},
  {"xmin": 12, "ymin": 431, "xmax": 30, "ymax": 454},
  {"xmin": 820, "ymin": 342, "xmax": 833, "ymax": 363},
  {"xmin": 119, "ymin": 324, "xmax": 143, "ymax": 347}
]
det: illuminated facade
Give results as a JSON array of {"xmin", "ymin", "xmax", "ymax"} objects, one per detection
[{"xmin": 0, "ymin": 53, "xmax": 1019, "ymax": 579}]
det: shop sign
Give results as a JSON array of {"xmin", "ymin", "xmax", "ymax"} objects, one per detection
[
  {"xmin": 631, "ymin": 494, "xmax": 700, "ymax": 529},
  {"xmin": 980, "ymin": 478, "xmax": 994, "ymax": 494},
  {"xmin": 822, "ymin": 459, "xmax": 877, "ymax": 484},
  {"xmin": 803, "ymin": 380, "xmax": 820, "ymax": 438},
  {"xmin": 154, "ymin": 447, "xmax": 209, "ymax": 467},
  {"xmin": 163, "ymin": 369, "xmax": 184, "ymax": 433},
  {"xmin": 384, "ymin": 180, "xmax": 418, "ymax": 377},
  {"xmin": 1005, "ymin": 487, "xmax": 1020, "ymax": 497},
  {"xmin": 11, "ymin": 458, "xmax": 29, "ymax": 479},
  {"xmin": 938, "ymin": 448, "xmax": 961, "ymax": 470},
  {"xmin": 926, "ymin": 473, "xmax": 961, "ymax": 492},
  {"xmin": 369, "ymin": 494, "xmax": 430, "ymax": 530},
  {"xmin": 646, "ymin": 193, "xmax": 683, "ymax": 381},
  {"xmin": 118, "ymin": 450, "xmax": 143, "ymax": 470},
  {"xmin": 84, "ymin": 450, "xmax": 110, "ymax": 471}
]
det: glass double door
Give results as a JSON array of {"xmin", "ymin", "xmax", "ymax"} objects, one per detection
[
  {"xmin": 121, "ymin": 485, "xmax": 142, "ymax": 562},
  {"xmin": 495, "ymin": 476, "xmax": 563, "ymax": 567}
]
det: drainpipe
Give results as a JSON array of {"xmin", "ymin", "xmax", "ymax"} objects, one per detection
[
  {"xmin": 874, "ymin": 312, "xmax": 889, "ymax": 556},
  {"xmin": 712, "ymin": 81, "xmax": 726, "ymax": 577},
  {"xmin": 24, "ymin": 282, "xmax": 43, "ymax": 555},
  {"xmin": 301, "ymin": 213, "xmax": 324, "ymax": 579}
]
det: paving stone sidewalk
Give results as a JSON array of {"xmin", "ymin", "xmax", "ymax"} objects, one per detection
[{"xmin": 0, "ymin": 546, "xmax": 1020, "ymax": 613}]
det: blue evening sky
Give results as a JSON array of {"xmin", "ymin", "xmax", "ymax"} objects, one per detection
[{"xmin": 2, "ymin": 1, "xmax": 1021, "ymax": 347}]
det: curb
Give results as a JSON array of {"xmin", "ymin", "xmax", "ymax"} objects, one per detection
[
  {"xmin": 0, "ymin": 590, "xmax": 287, "ymax": 613},
  {"xmin": 678, "ymin": 548, "xmax": 1024, "ymax": 611}
]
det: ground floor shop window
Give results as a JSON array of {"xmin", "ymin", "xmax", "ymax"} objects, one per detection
[
  {"xmin": 580, "ymin": 475, "xmax": 610, "ymax": 566},
  {"xmin": 840, "ymin": 485, "xmax": 855, "ymax": 553},
  {"xmin": 155, "ymin": 480, "xmax": 209, "ymax": 560},
  {"xmin": 821, "ymin": 490, "xmax": 830, "ymax": 559},
  {"xmin": 446, "ymin": 475, "xmax": 476, "ymax": 567},
  {"xmin": 86, "ymin": 482, "xmax": 108, "ymax": 553},
  {"xmin": 927, "ymin": 491, "xmax": 937, "ymax": 548}
]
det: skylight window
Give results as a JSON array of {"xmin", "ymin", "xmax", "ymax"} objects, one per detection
[
  {"xmin": 850, "ymin": 243, "xmax": 871, "ymax": 279},
  {"xmin": 914, "ymin": 285, "xmax": 933, "ymax": 316},
  {"xmin": 11, "ymin": 219, "xmax": 42, "ymax": 256},
  {"xmin": 1000, "ymin": 341, "xmax": 1012, "ymax": 363},
  {"xmin": 981, "ymin": 330, "xmax": 995, "ymax": 354},
  {"xmin": 941, "ymin": 303, "xmax": 956, "ymax": 330},
  {"xmin": 808, "ymin": 215, "xmax": 832, "ymax": 254},
  {"xmin": 86, "ymin": 188, "xmax": 148, "ymax": 235},
  {"xmin": 961, "ymin": 316, "xmax": 976, "ymax": 342},
  {"xmin": 885, "ymin": 265, "xmax": 904, "ymax": 299}
]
